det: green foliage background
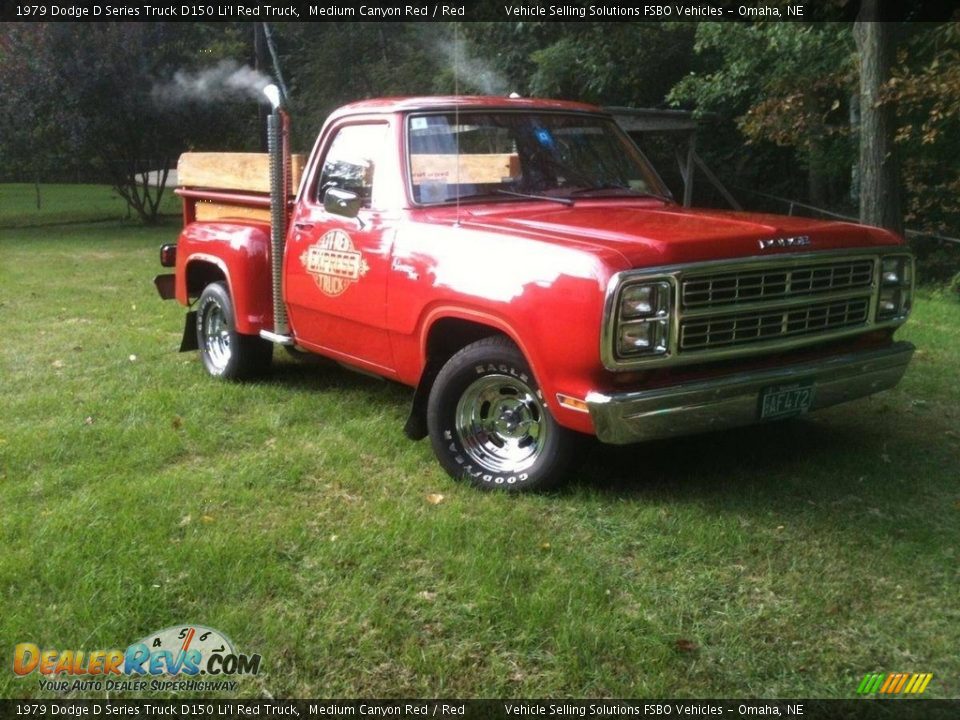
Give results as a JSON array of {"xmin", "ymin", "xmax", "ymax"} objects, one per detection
[{"xmin": 1, "ymin": 20, "xmax": 957, "ymax": 273}]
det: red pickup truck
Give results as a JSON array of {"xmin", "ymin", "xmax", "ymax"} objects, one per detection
[{"xmin": 155, "ymin": 93, "xmax": 915, "ymax": 491}]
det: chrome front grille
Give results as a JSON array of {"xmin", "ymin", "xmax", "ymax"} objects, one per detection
[
  {"xmin": 680, "ymin": 297, "xmax": 871, "ymax": 351},
  {"xmin": 601, "ymin": 250, "xmax": 915, "ymax": 371},
  {"xmin": 682, "ymin": 260, "xmax": 874, "ymax": 309},
  {"xmin": 678, "ymin": 258, "xmax": 875, "ymax": 354}
]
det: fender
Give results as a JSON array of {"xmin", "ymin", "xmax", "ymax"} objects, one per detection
[
  {"xmin": 175, "ymin": 221, "xmax": 274, "ymax": 335},
  {"xmin": 402, "ymin": 301, "xmax": 604, "ymax": 438}
]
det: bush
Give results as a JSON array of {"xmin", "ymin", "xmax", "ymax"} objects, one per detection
[
  {"xmin": 950, "ymin": 271, "xmax": 960, "ymax": 300},
  {"xmin": 909, "ymin": 235, "xmax": 960, "ymax": 284}
]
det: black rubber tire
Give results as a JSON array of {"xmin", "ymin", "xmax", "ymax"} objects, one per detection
[
  {"xmin": 426, "ymin": 336, "xmax": 574, "ymax": 492},
  {"xmin": 196, "ymin": 281, "xmax": 272, "ymax": 380}
]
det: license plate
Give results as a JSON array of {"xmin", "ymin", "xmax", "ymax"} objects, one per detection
[{"xmin": 759, "ymin": 380, "xmax": 815, "ymax": 420}]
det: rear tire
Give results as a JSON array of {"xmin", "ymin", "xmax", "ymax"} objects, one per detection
[
  {"xmin": 427, "ymin": 336, "xmax": 573, "ymax": 492},
  {"xmin": 196, "ymin": 281, "xmax": 272, "ymax": 380}
]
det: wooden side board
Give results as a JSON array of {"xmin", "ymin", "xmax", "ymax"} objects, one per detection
[
  {"xmin": 194, "ymin": 202, "xmax": 272, "ymax": 223},
  {"xmin": 178, "ymin": 152, "xmax": 306, "ymax": 193}
]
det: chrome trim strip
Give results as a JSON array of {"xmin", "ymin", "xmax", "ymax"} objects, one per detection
[
  {"xmin": 682, "ymin": 259, "xmax": 873, "ymax": 309},
  {"xmin": 601, "ymin": 249, "xmax": 913, "ymax": 371},
  {"xmin": 680, "ymin": 286, "xmax": 874, "ymax": 319},
  {"xmin": 679, "ymin": 298, "xmax": 871, "ymax": 351},
  {"xmin": 259, "ymin": 330, "xmax": 295, "ymax": 346},
  {"xmin": 587, "ymin": 341, "xmax": 915, "ymax": 444}
]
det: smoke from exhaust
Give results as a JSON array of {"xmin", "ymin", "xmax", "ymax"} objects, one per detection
[
  {"xmin": 436, "ymin": 39, "xmax": 509, "ymax": 95},
  {"xmin": 152, "ymin": 60, "xmax": 273, "ymax": 105}
]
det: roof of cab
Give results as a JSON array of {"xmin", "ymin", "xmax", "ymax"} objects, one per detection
[{"xmin": 328, "ymin": 95, "xmax": 605, "ymax": 119}]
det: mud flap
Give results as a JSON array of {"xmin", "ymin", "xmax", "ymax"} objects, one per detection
[
  {"xmin": 180, "ymin": 311, "xmax": 198, "ymax": 352},
  {"xmin": 403, "ymin": 362, "xmax": 439, "ymax": 440},
  {"xmin": 154, "ymin": 273, "xmax": 176, "ymax": 300}
]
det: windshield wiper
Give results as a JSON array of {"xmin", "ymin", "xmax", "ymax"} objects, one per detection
[
  {"xmin": 494, "ymin": 189, "xmax": 574, "ymax": 206},
  {"xmin": 566, "ymin": 184, "xmax": 672, "ymax": 202},
  {"xmin": 442, "ymin": 191, "xmax": 512, "ymax": 203}
]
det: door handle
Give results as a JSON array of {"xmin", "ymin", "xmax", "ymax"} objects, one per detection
[
  {"xmin": 293, "ymin": 222, "xmax": 314, "ymax": 231},
  {"xmin": 391, "ymin": 259, "xmax": 419, "ymax": 281}
]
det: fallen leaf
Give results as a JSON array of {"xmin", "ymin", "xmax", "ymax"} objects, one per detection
[
  {"xmin": 329, "ymin": 534, "xmax": 338, "ymax": 542},
  {"xmin": 776, "ymin": 525, "xmax": 785, "ymax": 531},
  {"xmin": 539, "ymin": 542, "xmax": 551, "ymax": 550},
  {"xmin": 417, "ymin": 591, "xmax": 437, "ymax": 602},
  {"xmin": 201, "ymin": 515, "xmax": 215, "ymax": 523},
  {"xmin": 675, "ymin": 639, "xmax": 699, "ymax": 653},
  {"xmin": 52, "ymin": 359, "xmax": 64, "ymax": 369},
  {"xmin": 426, "ymin": 493, "xmax": 445, "ymax": 505},
  {"xmin": 84, "ymin": 416, "xmax": 94, "ymax": 425},
  {"xmin": 264, "ymin": 437, "xmax": 276, "ymax": 448},
  {"xmin": 172, "ymin": 416, "xmax": 183, "ymax": 430},
  {"xmin": 179, "ymin": 515, "xmax": 192, "ymax": 527},
  {"xmin": 73, "ymin": 346, "xmax": 83, "ymax": 352}
]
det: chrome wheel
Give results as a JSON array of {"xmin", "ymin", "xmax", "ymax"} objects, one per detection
[
  {"xmin": 454, "ymin": 374, "xmax": 548, "ymax": 474},
  {"xmin": 428, "ymin": 337, "xmax": 574, "ymax": 490},
  {"xmin": 201, "ymin": 300, "xmax": 231, "ymax": 373},
  {"xmin": 195, "ymin": 282, "xmax": 272, "ymax": 380}
]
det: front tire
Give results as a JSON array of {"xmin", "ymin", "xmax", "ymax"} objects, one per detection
[
  {"xmin": 196, "ymin": 281, "xmax": 272, "ymax": 380},
  {"xmin": 427, "ymin": 336, "xmax": 574, "ymax": 491}
]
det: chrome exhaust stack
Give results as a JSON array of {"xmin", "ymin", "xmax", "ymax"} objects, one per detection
[{"xmin": 260, "ymin": 83, "xmax": 294, "ymax": 345}]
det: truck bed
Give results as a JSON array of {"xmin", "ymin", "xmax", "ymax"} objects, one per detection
[{"xmin": 176, "ymin": 152, "xmax": 305, "ymax": 223}]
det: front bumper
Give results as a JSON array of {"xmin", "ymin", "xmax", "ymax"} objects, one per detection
[{"xmin": 586, "ymin": 341, "xmax": 915, "ymax": 445}]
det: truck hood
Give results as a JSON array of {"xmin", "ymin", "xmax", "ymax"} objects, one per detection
[{"xmin": 450, "ymin": 200, "xmax": 902, "ymax": 268}]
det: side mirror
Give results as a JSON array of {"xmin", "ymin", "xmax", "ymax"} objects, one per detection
[{"xmin": 323, "ymin": 187, "xmax": 361, "ymax": 219}]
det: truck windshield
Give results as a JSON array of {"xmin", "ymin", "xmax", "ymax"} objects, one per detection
[{"xmin": 407, "ymin": 111, "xmax": 669, "ymax": 205}]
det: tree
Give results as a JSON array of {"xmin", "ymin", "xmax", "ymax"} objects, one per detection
[
  {"xmin": 854, "ymin": 6, "xmax": 903, "ymax": 234},
  {"xmin": 0, "ymin": 26, "xmax": 75, "ymax": 204},
  {"xmin": 279, "ymin": 23, "xmax": 452, "ymax": 149},
  {"xmin": 0, "ymin": 23, "xmax": 261, "ymax": 223},
  {"xmin": 886, "ymin": 21, "xmax": 960, "ymax": 242},
  {"xmin": 669, "ymin": 22, "xmax": 855, "ymax": 208}
]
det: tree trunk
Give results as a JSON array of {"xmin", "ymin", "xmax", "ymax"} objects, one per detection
[{"xmin": 854, "ymin": 2, "xmax": 903, "ymax": 235}]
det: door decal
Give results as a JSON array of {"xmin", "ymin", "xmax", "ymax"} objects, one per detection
[{"xmin": 300, "ymin": 229, "xmax": 370, "ymax": 297}]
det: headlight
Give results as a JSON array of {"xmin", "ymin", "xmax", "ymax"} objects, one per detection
[
  {"xmin": 617, "ymin": 280, "xmax": 672, "ymax": 357},
  {"xmin": 621, "ymin": 282, "xmax": 669, "ymax": 319},
  {"xmin": 618, "ymin": 319, "xmax": 668, "ymax": 355},
  {"xmin": 876, "ymin": 254, "xmax": 913, "ymax": 321}
]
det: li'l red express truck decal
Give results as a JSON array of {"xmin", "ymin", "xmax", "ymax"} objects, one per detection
[{"xmin": 300, "ymin": 229, "xmax": 370, "ymax": 297}]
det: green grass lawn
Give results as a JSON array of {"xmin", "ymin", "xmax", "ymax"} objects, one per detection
[
  {"xmin": 1, "ymin": 186, "xmax": 958, "ymax": 700},
  {"xmin": 1, "ymin": 183, "xmax": 180, "ymax": 228}
]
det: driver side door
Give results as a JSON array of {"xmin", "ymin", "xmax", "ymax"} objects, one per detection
[{"xmin": 284, "ymin": 121, "xmax": 396, "ymax": 373}]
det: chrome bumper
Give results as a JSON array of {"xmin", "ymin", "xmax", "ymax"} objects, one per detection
[{"xmin": 586, "ymin": 341, "xmax": 915, "ymax": 445}]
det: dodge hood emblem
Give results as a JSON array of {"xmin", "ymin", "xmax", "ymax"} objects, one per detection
[{"xmin": 759, "ymin": 235, "xmax": 811, "ymax": 250}]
